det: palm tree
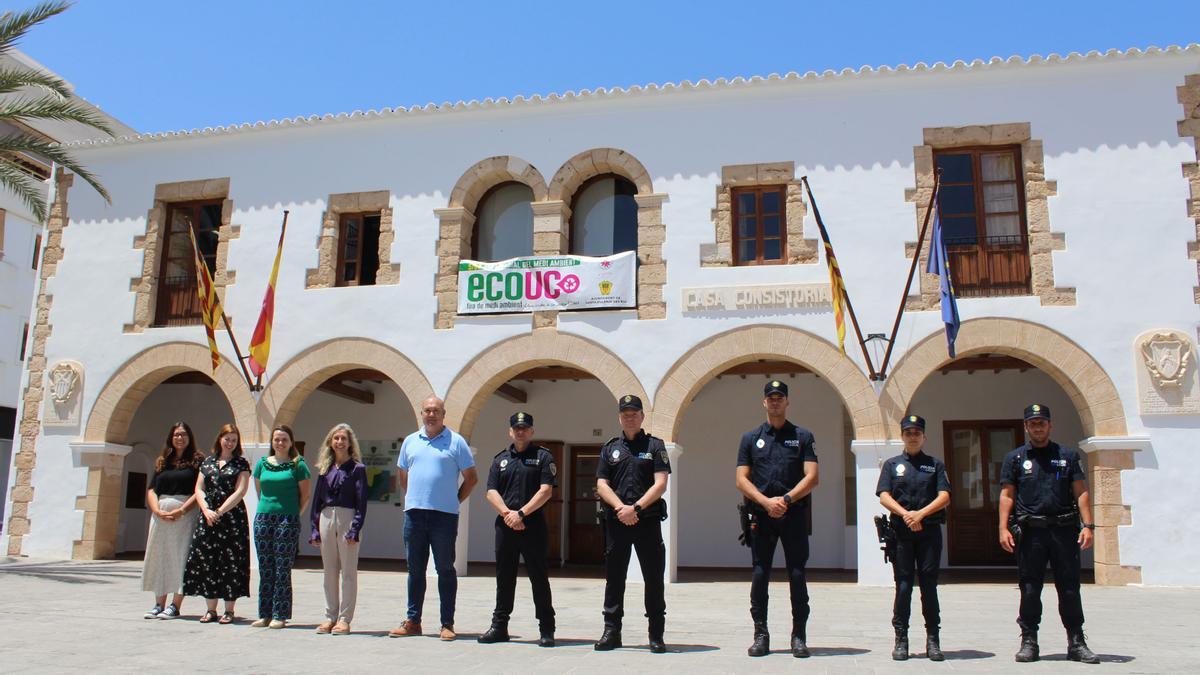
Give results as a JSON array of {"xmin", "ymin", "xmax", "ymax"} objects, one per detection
[{"xmin": 0, "ymin": 1, "xmax": 112, "ymax": 223}]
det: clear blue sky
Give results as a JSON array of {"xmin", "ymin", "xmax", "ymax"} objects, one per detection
[{"xmin": 16, "ymin": 0, "xmax": 1200, "ymax": 134}]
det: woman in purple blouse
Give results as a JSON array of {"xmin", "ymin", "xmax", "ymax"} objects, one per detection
[{"xmin": 310, "ymin": 423, "xmax": 368, "ymax": 635}]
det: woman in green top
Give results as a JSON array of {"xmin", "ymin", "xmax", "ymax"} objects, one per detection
[{"xmin": 251, "ymin": 424, "xmax": 312, "ymax": 628}]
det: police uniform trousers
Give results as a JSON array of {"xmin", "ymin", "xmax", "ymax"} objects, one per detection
[
  {"xmin": 1016, "ymin": 524, "xmax": 1084, "ymax": 633},
  {"xmin": 891, "ymin": 523, "xmax": 942, "ymax": 632},
  {"xmin": 492, "ymin": 513, "xmax": 555, "ymax": 631},
  {"xmin": 749, "ymin": 507, "xmax": 810, "ymax": 633},
  {"xmin": 602, "ymin": 514, "xmax": 666, "ymax": 630}
]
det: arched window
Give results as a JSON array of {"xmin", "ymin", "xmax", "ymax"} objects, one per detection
[
  {"xmin": 473, "ymin": 182, "xmax": 534, "ymax": 261},
  {"xmin": 570, "ymin": 175, "xmax": 638, "ymax": 256}
]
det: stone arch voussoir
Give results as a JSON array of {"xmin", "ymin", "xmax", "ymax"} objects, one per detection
[
  {"xmin": 652, "ymin": 325, "xmax": 882, "ymax": 442},
  {"xmin": 83, "ymin": 342, "xmax": 259, "ymax": 444},
  {"xmin": 448, "ymin": 156, "xmax": 548, "ymax": 214},
  {"xmin": 444, "ymin": 329, "xmax": 648, "ymax": 441},
  {"xmin": 258, "ymin": 337, "xmax": 435, "ymax": 432},
  {"xmin": 548, "ymin": 147, "xmax": 654, "ymax": 202}
]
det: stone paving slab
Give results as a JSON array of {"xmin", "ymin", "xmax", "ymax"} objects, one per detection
[{"xmin": 0, "ymin": 558, "xmax": 1194, "ymax": 674}]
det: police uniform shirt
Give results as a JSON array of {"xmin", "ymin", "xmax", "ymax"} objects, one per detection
[
  {"xmin": 875, "ymin": 451, "xmax": 952, "ymax": 524},
  {"xmin": 487, "ymin": 444, "xmax": 557, "ymax": 511},
  {"xmin": 999, "ymin": 441, "xmax": 1086, "ymax": 516},
  {"xmin": 736, "ymin": 421, "xmax": 818, "ymax": 499},
  {"xmin": 596, "ymin": 431, "xmax": 671, "ymax": 504}
]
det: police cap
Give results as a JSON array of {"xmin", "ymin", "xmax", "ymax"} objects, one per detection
[
  {"xmin": 1023, "ymin": 404, "xmax": 1051, "ymax": 421},
  {"xmin": 618, "ymin": 394, "xmax": 643, "ymax": 411},
  {"xmin": 764, "ymin": 380, "xmax": 789, "ymax": 397},
  {"xmin": 509, "ymin": 412, "xmax": 533, "ymax": 428},
  {"xmin": 900, "ymin": 414, "xmax": 926, "ymax": 431}
]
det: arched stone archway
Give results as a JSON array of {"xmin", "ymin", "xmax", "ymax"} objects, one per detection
[
  {"xmin": 75, "ymin": 342, "xmax": 258, "ymax": 559},
  {"xmin": 258, "ymin": 337, "xmax": 435, "ymax": 430},
  {"xmin": 881, "ymin": 318, "xmax": 1125, "ymax": 438},
  {"xmin": 881, "ymin": 317, "xmax": 1139, "ymax": 585},
  {"xmin": 547, "ymin": 147, "xmax": 654, "ymax": 202},
  {"xmin": 651, "ymin": 325, "xmax": 882, "ymax": 441},
  {"xmin": 84, "ymin": 342, "xmax": 258, "ymax": 444},
  {"xmin": 443, "ymin": 329, "xmax": 648, "ymax": 440},
  {"xmin": 448, "ymin": 155, "xmax": 548, "ymax": 213}
]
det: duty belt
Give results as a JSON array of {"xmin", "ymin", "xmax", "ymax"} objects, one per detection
[{"xmin": 1016, "ymin": 512, "xmax": 1078, "ymax": 528}]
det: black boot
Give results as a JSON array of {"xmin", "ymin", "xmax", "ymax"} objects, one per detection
[
  {"xmin": 648, "ymin": 617, "xmax": 666, "ymax": 654},
  {"xmin": 594, "ymin": 626, "xmax": 622, "ymax": 651},
  {"xmin": 477, "ymin": 624, "xmax": 510, "ymax": 644},
  {"xmin": 538, "ymin": 627, "xmax": 555, "ymax": 647},
  {"xmin": 1014, "ymin": 631, "xmax": 1039, "ymax": 663},
  {"xmin": 926, "ymin": 631, "xmax": 944, "ymax": 662},
  {"xmin": 892, "ymin": 629, "xmax": 909, "ymax": 661},
  {"xmin": 747, "ymin": 622, "xmax": 769, "ymax": 657},
  {"xmin": 1067, "ymin": 629, "xmax": 1100, "ymax": 664},
  {"xmin": 791, "ymin": 627, "xmax": 810, "ymax": 659}
]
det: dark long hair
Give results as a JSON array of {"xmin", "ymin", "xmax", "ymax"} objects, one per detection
[
  {"xmin": 271, "ymin": 424, "xmax": 299, "ymax": 460},
  {"xmin": 155, "ymin": 421, "xmax": 203, "ymax": 472},
  {"xmin": 211, "ymin": 423, "xmax": 244, "ymax": 458}
]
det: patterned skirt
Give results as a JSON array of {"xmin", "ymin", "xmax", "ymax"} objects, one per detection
[
  {"xmin": 182, "ymin": 504, "xmax": 251, "ymax": 600},
  {"xmin": 141, "ymin": 495, "xmax": 197, "ymax": 596}
]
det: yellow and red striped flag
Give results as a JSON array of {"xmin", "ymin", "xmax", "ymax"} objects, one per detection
[
  {"xmin": 822, "ymin": 239, "xmax": 849, "ymax": 354},
  {"xmin": 248, "ymin": 212, "xmax": 288, "ymax": 379},
  {"xmin": 186, "ymin": 225, "xmax": 223, "ymax": 371}
]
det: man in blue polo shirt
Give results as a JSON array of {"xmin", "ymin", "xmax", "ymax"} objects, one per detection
[{"xmin": 388, "ymin": 396, "xmax": 478, "ymax": 641}]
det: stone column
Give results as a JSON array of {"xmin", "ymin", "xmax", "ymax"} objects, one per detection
[
  {"xmin": 1079, "ymin": 435, "xmax": 1149, "ymax": 586},
  {"xmin": 531, "ymin": 201, "xmax": 569, "ymax": 329},
  {"xmin": 665, "ymin": 442, "xmax": 682, "ymax": 583},
  {"xmin": 453, "ymin": 446, "xmax": 477, "ymax": 577},
  {"xmin": 69, "ymin": 442, "xmax": 133, "ymax": 560},
  {"xmin": 634, "ymin": 193, "xmax": 668, "ymax": 320},
  {"xmin": 433, "ymin": 207, "xmax": 474, "ymax": 329},
  {"xmin": 851, "ymin": 439, "xmax": 902, "ymax": 586}
]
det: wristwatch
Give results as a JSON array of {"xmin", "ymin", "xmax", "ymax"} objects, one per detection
[
  {"xmin": 516, "ymin": 509, "xmax": 526, "ymax": 519},
  {"xmin": 783, "ymin": 494, "xmax": 793, "ymax": 506},
  {"xmin": 633, "ymin": 504, "xmax": 643, "ymax": 514},
  {"xmin": 1082, "ymin": 522, "xmax": 1095, "ymax": 530}
]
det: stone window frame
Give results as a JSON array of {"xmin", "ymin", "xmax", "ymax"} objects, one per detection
[
  {"xmin": 305, "ymin": 190, "xmax": 399, "ymax": 289},
  {"xmin": 1178, "ymin": 74, "xmax": 1200, "ymax": 303},
  {"xmin": 701, "ymin": 161, "xmax": 817, "ymax": 267},
  {"xmin": 126, "ymin": 178, "xmax": 239, "ymax": 333},
  {"xmin": 904, "ymin": 123, "xmax": 1075, "ymax": 309}
]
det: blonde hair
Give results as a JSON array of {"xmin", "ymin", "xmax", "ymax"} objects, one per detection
[{"xmin": 318, "ymin": 422, "xmax": 362, "ymax": 476}]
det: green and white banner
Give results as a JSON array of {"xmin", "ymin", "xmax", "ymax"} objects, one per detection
[{"xmin": 458, "ymin": 251, "xmax": 636, "ymax": 314}]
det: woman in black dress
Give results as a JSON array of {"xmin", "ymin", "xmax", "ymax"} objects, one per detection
[{"xmin": 183, "ymin": 423, "xmax": 251, "ymax": 624}]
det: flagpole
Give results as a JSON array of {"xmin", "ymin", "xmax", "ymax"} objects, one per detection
[
  {"xmin": 800, "ymin": 176, "xmax": 878, "ymax": 379},
  {"xmin": 878, "ymin": 169, "xmax": 943, "ymax": 379},
  {"xmin": 220, "ymin": 310, "xmax": 256, "ymax": 390}
]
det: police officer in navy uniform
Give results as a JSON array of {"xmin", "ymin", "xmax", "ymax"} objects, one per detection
[
  {"xmin": 479, "ymin": 412, "xmax": 558, "ymax": 647},
  {"xmin": 876, "ymin": 415, "xmax": 951, "ymax": 662},
  {"xmin": 998, "ymin": 404, "xmax": 1100, "ymax": 664},
  {"xmin": 594, "ymin": 394, "xmax": 671, "ymax": 654},
  {"xmin": 735, "ymin": 380, "xmax": 819, "ymax": 658}
]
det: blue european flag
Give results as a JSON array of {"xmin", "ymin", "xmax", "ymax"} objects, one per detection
[{"xmin": 925, "ymin": 205, "xmax": 961, "ymax": 357}]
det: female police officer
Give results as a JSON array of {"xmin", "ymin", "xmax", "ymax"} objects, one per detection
[{"xmin": 876, "ymin": 415, "xmax": 950, "ymax": 662}]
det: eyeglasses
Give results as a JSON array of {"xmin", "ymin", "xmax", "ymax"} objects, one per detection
[{"xmin": 172, "ymin": 432, "xmax": 189, "ymax": 438}]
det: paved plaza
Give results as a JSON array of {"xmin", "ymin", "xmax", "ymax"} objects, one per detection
[{"xmin": 0, "ymin": 557, "xmax": 1193, "ymax": 673}]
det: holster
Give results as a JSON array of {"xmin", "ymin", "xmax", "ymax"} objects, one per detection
[
  {"xmin": 737, "ymin": 503, "xmax": 755, "ymax": 547},
  {"xmin": 1007, "ymin": 515, "xmax": 1023, "ymax": 548},
  {"xmin": 873, "ymin": 514, "xmax": 897, "ymax": 564}
]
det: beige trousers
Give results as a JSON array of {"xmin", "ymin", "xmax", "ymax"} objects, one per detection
[{"xmin": 319, "ymin": 506, "xmax": 360, "ymax": 623}]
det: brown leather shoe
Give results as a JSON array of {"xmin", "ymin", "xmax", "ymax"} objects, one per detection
[
  {"xmin": 440, "ymin": 624, "xmax": 457, "ymax": 641},
  {"xmin": 331, "ymin": 621, "xmax": 350, "ymax": 635},
  {"xmin": 316, "ymin": 620, "xmax": 334, "ymax": 634},
  {"xmin": 388, "ymin": 620, "xmax": 422, "ymax": 637}
]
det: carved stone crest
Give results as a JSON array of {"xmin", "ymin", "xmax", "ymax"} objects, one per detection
[
  {"xmin": 1134, "ymin": 330, "xmax": 1199, "ymax": 415},
  {"xmin": 43, "ymin": 360, "xmax": 85, "ymax": 428},
  {"xmin": 1140, "ymin": 332, "xmax": 1191, "ymax": 387}
]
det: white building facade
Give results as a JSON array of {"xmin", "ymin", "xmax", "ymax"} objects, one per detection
[{"xmin": 4, "ymin": 46, "xmax": 1199, "ymax": 587}]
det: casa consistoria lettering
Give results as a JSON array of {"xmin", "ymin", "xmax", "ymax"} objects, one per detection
[{"xmin": 682, "ymin": 284, "xmax": 832, "ymax": 312}]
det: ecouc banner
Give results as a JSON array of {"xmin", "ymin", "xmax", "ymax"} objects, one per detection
[{"xmin": 457, "ymin": 251, "xmax": 636, "ymax": 314}]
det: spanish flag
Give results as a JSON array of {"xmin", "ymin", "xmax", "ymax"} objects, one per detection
[
  {"xmin": 186, "ymin": 225, "xmax": 223, "ymax": 371},
  {"xmin": 248, "ymin": 212, "xmax": 288, "ymax": 379}
]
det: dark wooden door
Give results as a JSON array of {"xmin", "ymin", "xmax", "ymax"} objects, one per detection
[
  {"xmin": 944, "ymin": 419, "xmax": 1024, "ymax": 565},
  {"xmin": 568, "ymin": 445, "xmax": 604, "ymax": 564},
  {"xmin": 534, "ymin": 441, "xmax": 564, "ymax": 564}
]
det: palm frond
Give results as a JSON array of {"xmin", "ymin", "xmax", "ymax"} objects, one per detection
[
  {"xmin": 0, "ymin": 158, "xmax": 47, "ymax": 221},
  {"xmin": 0, "ymin": 133, "xmax": 110, "ymax": 204},
  {"xmin": 0, "ymin": 95, "xmax": 113, "ymax": 136},
  {"xmin": 0, "ymin": 66, "xmax": 72, "ymax": 98},
  {"xmin": 0, "ymin": 2, "xmax": 70, "ymax": 55}
]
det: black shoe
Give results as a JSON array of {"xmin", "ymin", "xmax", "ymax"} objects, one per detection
[
  {"xmin": 892, "ymin": 630, "xmax": 910, "ymax": 661},
  {"xmin": 747, "ymin": 622, "xmax": 770, "ymax": 657},
  {"xmin": 477, "ymin": 625, "xmax": 510, "ymax": 644},
  {"xmin": 649, "ymin": 634, "xmax": 667, "ymax": 654},
  {"xmin": 791, "ymin": 634, "xmax": 811, "ymax": 658},
  {"xmin": 538, "ymin": 632, "xmax": 555, "ymax": 648},
  {"xmin": 594, "ymin": 627, "xmax": 622, "ymax": 651},
  {"xmin": 1015, "ymin": 632, "xmax": 1039, "ymax": 663},
  {"xmin": 1067, "ymin": 629, "xmax": 1100, "ymax": 664},
  {"xmin": 926, "ymin": 632, "xmax": 944, "ymax": 662}
]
